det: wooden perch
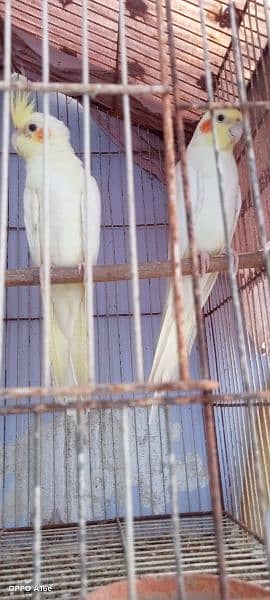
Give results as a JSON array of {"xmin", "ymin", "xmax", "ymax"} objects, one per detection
[{"xmin": 4, "ymin": 251, "xmax": 265, "ymax": 287}]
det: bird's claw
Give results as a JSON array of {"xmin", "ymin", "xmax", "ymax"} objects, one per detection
[
  {"xmin": 39, "ymin": 265, "xmax": 44, "ymax": 293},
  {"xmin": 226, "ymin": 248, "xmax": 239, "ymax": 276},
  {"xmin": 78, "ymin": 262, "xmax": 86, "ymax": 282},
  {"xmin": 232, "ymin": 249, "xmax": 239, "ymax": 275},
  {"xmin": 198, "ymin": 251, "xmax": 210, "ymax": 277}
]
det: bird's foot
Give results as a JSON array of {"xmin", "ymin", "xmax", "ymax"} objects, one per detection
[
  {"xmin": 225, "ymin": 248, "xmax": 239, "ymax": 276},
  {"xmin": 78, "ymin": 262, "xmax": 85, "ymax": 275},
  {"xmin": 78, "ymin": 262, "xmax": 86, "ymax": 283},
  {"xmin": 198, "ymin": 250, "xmax": 210, "ymax": 276},
  {"xmin": 39, "ymin": 265, "xmax": 44, "ymax": 293},
  {"xmin": 39, "ymin": 264, "xmax": 55, "ymax": 293}
]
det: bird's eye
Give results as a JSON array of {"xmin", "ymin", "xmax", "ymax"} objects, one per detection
[
  {"xmin": 217, "ymin": 114, "xmax": 225, "ymax": 123},
  {"xmin": 28, "ymin": 123, "xmax": 37, "ymax": 132}
]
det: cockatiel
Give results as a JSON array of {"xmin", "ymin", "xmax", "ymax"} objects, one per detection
[
  {"xmin": 150, "ymin": 109, "xmax": 243, "ymax": 421},
  {"xmin": 11, "ymin": 88, "xmax": 101, "ymax": 393}
]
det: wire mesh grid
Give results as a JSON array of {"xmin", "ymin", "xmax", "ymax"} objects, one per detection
[
  {"xmin": 1, "ymin": 0, "xmax": 270, "ymax": 599},
  {"xmin": 0, "ymin": 514, "xmax": 270, "ymax": 599}
]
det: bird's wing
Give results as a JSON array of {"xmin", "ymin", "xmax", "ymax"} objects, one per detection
[
  {"xmin": 149, "ymin": 161, "xmax": 202, "ymax": 384},
  {"xmin": 23, "ymin": 187, "xmax": 41, "ymax": 266},
  {"xmin": 230, "ymin": 184, "xmax": 242, "ymax": 243},
  {"xmin": 80, "ymin": 174, "xmax": 101, "ymax": 266},
  {"xmin": 181, "ymin": 176, "xmax": 242, "ymax": 352},
  {"xmin": 175, "ymin": 160, "xmax": 202, "ymax": 259}
]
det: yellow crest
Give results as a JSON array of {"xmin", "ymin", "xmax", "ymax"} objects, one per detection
[{"xmin": 11, "ymin": 90, "xmax": 35, "ymax": 129}]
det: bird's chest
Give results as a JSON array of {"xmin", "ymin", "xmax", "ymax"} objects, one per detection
[
  {"xmin": 194, "ymin": 158, "xmax": 238, "ymax": 254},
  {"xmin": 26, "ymin": 159, "xmax": 84, "ymax": 266},
  {"xmin": 48, "ymin": 195, "xmax": 83, "ymax": 265}
]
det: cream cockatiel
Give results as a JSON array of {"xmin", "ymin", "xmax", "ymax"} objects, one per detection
[
  {"xmin": 11, "ymin": 90, "xmax": 101, "ymax": 391},
  {"xmin": 150, "ymin": 109, "xmax": 243, "ymax": 421}
]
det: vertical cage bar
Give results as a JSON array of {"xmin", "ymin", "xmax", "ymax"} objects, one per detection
[
  {"xmin": 33, "ymin": 0, "xmax": 51, "ymax": 595},
  {"xmin": 119, "ymin": 0, "xmax": 144, "ymax": 383},
  {"xmin": 155, "ymin": 0, "xmax": 189, "ymax": 381},
  {"xmin": 119, "ymin": 1, "xmax": 138, "ymax": 597},
  {"xmin": 33, "ymin": 413, "xmax": 41, "ymax": 597},
  {"xmin": 77, "ymin": 408, "xmax": 87, "ymax": 598},
  {"xmin": 0, "ymin": 0, "xmax": 11, "ymax": 386},
  {"xmin": 198, "ymin": 2, "xmax": 244, "ymax": 597},
  {"xmin": 79, "ymin": 0, "xmax": 93, "ymax": 596},
  {"xmin": 82, "ymin": 1, "xmax": 95, "ymax": 385},
  {"xmin": 207, "ymin": 290, "xmax": 241, "ymax": 519},
  {"xmin": 229, "ymin": 0, "xmax": 270, "ymax": 570},
  {"xmin": 229, "ymin": 1, "xmax": 270, "ymax": 284},
  {"xmin": 155, "ymin": 0, "xmax": 189, "ymax": 596},
  {"xmin": 164, "ymin": 0, "xmax": 209, "ymax": 380},
  {"xmin": 165, "ymin": 410, "xmax": 186, "ymax": 599},
  {"xmin": 122, "ymin": 407, "xmax": 137, "ymax": 600},
  {"xmin": 203, "ymin": 402, "xmax": 228, "ymax": 599},
  {"xmin": 41, "ymin": 0, "xmax": 50, "ymax": 389}
]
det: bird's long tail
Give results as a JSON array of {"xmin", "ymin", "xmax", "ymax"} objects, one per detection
[
  {"xmin": 49, "ymin": 283, "xmax": 89, "ymax": 412},
  {"xmin": 149, "ymin": 272, "xmax": 218, "ymax": 424}
]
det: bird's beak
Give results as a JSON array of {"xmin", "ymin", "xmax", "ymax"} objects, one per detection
[{"xmin": 229, "ymin": 120, "xmax": 243, "ymax": 142}]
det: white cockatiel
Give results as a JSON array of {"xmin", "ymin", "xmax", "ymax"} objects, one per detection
[
  {"xmin": 11, "ymin": 89, "xmax": 101, "ymax": 391},
  {"xmin": 150, "ymin": 109, "xmax": 243, "ymax": 420}
]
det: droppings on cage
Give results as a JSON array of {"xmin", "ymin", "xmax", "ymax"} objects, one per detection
[
  {"xmin": 58, "ymin": 0, "xmax": 73, "ymax": 8},
  {"xmin": 197, "ymin": 73, "xmax": 219, "ymax": 93},
  {"xmin": 1, "ymin": 0, "xmax": 270, "ymax": 599},
  {"xmin": 126, "ymin": 0, "xmax": 148, "ymax": 21},
  {"xmin": 216, "ymin": 6, "xmax": 243, "ymax": 29}
]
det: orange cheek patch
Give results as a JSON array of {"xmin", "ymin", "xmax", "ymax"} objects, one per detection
[
  {"xmin": 199, "ymin": 119, "xmax": 212, "ymax": 134},
  {"xmin": 34, "ymin": 128, "xmax": 50, "ymax": 142},
  {"xmin": 34, "ymin": 128, "xmax": 44, "ymax": 142}
]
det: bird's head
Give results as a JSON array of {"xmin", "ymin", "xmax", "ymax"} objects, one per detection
[
  {"xmin": 195, "ymin": 108, "xmax": 243, "ymax": 150},
  {"xmin": 11, "ymin": 90, "xmax": 70, "ymax": 160}
]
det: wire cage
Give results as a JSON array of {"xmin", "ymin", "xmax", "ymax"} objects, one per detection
[{"xmin": 1, "ymin": 0, "xmax": 270, "ymax": 599}]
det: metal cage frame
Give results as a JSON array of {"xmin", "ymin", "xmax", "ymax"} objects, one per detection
[{"xmin": 1, "ymin": 0, "xmax": 270, "ymax": 599}]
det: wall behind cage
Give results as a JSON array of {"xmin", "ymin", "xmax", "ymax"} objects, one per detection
[{"xmin": 0, "ymin": 90, "xmax": 212, "ymax": 527}]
